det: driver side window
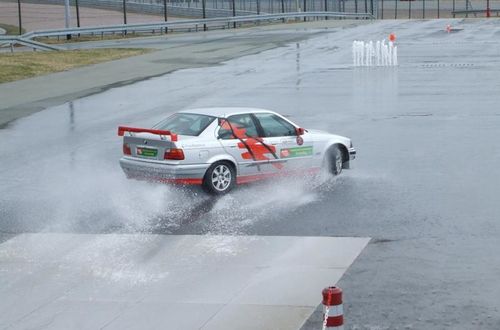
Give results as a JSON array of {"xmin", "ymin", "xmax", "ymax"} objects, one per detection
[{"xmin": 254, "ymin": 113, "xmax": 296, "ymax": 137}]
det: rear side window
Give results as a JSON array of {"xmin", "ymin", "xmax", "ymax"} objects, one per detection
[
  {"xmin": 154, "ymin": 113, "xmax": 215, "ymax": 136},
  {"xmin": 254, "ymin": 113, "xmax": 296, "ymax": 137},
  {"xmin": 218, "ymin": 114, "xmax": 259, "ymax": 140}
]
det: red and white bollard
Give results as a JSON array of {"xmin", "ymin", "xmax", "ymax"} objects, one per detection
[{"xmin": 322, "ymin": 286, "xmax": 343, "ymax": 330}]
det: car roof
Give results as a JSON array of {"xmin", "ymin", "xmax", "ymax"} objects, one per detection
[{"xmin": 177, "ymin": 107, "xmax": 277, "ymax": 118}]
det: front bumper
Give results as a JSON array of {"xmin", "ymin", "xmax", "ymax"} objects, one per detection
[
  {"xmin": 349, "ymin": 147, "xmax": 356, "ymax": 160},
  {"xmin": 119, "ymin": 157, "xmax": 209, "ymax": 184}
]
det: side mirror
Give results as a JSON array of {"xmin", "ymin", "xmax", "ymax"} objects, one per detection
[{"xmin": 296, "ymin": 127, "xmax": 305, "ymax": 136}]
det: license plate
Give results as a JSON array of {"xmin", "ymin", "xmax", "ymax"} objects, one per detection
[{"xmin": 136, "ymin": 147, "xmax": 158, "ymax": 158}]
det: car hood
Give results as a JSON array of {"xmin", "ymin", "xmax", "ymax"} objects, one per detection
[{"xmin": 307, "ymin": 129, "xmax": 351, "ymax": 145}]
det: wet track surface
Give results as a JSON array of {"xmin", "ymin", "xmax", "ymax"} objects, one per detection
[{"xmin": 1, "ymin": 19, "xmax": 500, "ymax": 329}]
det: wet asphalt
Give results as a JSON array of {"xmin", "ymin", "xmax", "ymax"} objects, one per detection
[{"xmin": 1, "ymin": 18, "xmax": 500, "ymax": 329}]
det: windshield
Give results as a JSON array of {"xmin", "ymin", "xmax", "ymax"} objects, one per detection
[{"xmin": 154, "ymin": 113, "xmax": 216, "ymax": 136}]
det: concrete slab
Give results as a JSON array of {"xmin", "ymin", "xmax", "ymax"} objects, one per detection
[
  {"xmin": 203, "ymin": 305, "xmax": 313, "ymax": 330},
  {"xmin": 9, "ymin": 301, "xmax": 131, "ymax": 330},
  {"xmin": 102, "ymin": 302, "xmax": 224, "ymax": 330},
  {"xmin": 0, "ymin": 234, "xmax": 369, "ymax": 329}
]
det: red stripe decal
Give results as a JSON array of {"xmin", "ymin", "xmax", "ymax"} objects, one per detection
[
  {"xmin": 128, "ymin": 175, "xmax": 202, "ymax": 185},
  {"xmin": 325, "ymin": 315, "xmax": 344, "ymax": 327},
  {"xmin": 129, "ymin": 168, "xmax": 321, "ymax": 186},
  {"xmin": 322, "ymin": 287, "xmax": 343, "ymax": 306},
  {"xmin": 161, "ymin": 178, "xmax": 203, "ymax": 185}
]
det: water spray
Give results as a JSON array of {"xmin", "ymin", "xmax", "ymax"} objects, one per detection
[{"xmin": 352, "ymin": 38, "xmax": 398, "ymax": 67}]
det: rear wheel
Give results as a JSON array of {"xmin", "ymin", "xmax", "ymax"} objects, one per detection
[
  {"xmin": 325, "ymin": 145, "xmax": 343, "ymax": 176},
  {"xmin": 202, "ymin": 161, "xmax": 235, "ymax": 195}
]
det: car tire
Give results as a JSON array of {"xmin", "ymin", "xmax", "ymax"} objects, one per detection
[
  {"xmin": 326, "ymin": 145, "xmax": 343, "ymax": 176},
  {"xmin": 202, "ymin": 161, "xmax": 236, "ymax": 195}
]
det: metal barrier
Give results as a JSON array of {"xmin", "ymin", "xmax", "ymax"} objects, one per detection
[
  {"xmin": 452, "ymin": 9, "xmax": 500, "ymax": 16},
  {"xmin": 0, "ymin": 36, "xmax": 62, "ymax": 51},
  {"xmin": 22, "ymin": 11, "xmax": 374, "ymax": 40},
  {"xmin": 1, "ymin": 12, "xmax": 373, "ymax": 51}
]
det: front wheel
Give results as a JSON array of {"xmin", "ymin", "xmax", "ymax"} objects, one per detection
[
  {"xmin": 325, "ymin": 145, "xmax": 343, "ymax": 176},
  {"xmin": 202, "ymin": 161, "xmax": 236, "ymax": 195}
]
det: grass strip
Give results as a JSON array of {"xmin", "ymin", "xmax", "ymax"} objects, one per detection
[{"xmin": 0, "ymin": 48, "xmax": 151, "ymax": 84}]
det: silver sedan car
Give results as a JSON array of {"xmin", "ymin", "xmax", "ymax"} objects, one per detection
[{"xmin": 119, "ymin": 107, "xmax": 356, "ymax": 194}]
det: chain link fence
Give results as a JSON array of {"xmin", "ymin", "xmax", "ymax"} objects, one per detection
[
  {"xmin": 0, "ymin": 0, "xmax": 499, "ymax": 35},
  {"xmin": 379, "ymin": 0, "xmax": 500, "ymax": 18}
]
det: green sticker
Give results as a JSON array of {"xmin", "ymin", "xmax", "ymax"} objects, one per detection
[
  {"xmin": 137, "ymin": 147, "xmax": 158, "ymax": 157},
  {"xmin": 280, "ymin": 146, "xmax": 313, "ymax": 158}
]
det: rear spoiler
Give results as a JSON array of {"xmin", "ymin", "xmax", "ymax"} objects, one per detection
[{"xmin": 117, "ymin": 126, "xmax": 178, "ymax": 142}]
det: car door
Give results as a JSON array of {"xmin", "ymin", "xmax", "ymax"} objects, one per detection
[
  {"xmin": 217, "ymin": 113, "xmax": 278, "ymax": 178},
  {"xmin": 252, "ymin": 113, "xmax": 314, "ymax": 172}
]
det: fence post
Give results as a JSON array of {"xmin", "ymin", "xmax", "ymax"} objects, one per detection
[
  {"xmin": 303, "ymin": 0, "xmax": 306, "ymax": 21},
  {"xmin": 64, "ymin": 0, "xmax": 71, "ymax": 39},
  {"xmin": 408, "ymin": 0, "xmax": 411, "ymax": 18},
  {"xmin": 17, "ymin": 0, "xmax": 22, "ymax": 35},
  {"xmin": 75, "ymin": 0, "xmax": 80, "ymax": 27},
  {"xmin": 452, "ymin": 0, "xmax": 455, "ymax": 17},
  {"xmin": 257, "ymin": 0, "xmax": 261, "ymax": 14},
  {"xmin": 163, "ymin": 0, "xmax": 168, "ymax": 33},
  {"xmin": 282, "ymin": 0, "xmax": 286, "ymax": 22},
  {"xmin": 437, "ymin": 0, "xmax": 440, "ymax": 18},
  {"xmin": 232, "ymin": 0, "xmax": 236, "ymax": 28},
  {"xmin": 122, "ymin": 0, "xmax": 127, "ymax": 25},
  {"xmin": 486, "ymin": 0, "xmax": 491, "ymax": 17},
  {"xmin": 202, "ymin": 0, "xmax": 207, "ymax": 31},
  {"xmin": 355, "ymin": 0, "xmax": 358, "ymax": 13},
  {"xmin": 394, "ymin": 0, "xmax": 397, "ymax": 18},
  {"xmin": 381, "ymin": 0, "xmax": 384, "ymax": 18}
]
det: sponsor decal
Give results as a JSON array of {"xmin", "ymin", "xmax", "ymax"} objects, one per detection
[
  {"xmin": 296, "ymin": 136, "xmax": 304, "ymax": 146},
  {"xmin": 280, "ymin": 146, "xmax": 313, "ymax": 158},
  {"xmin": 281, "ymin": 149, "xmax": 290, "ymax": 158},
  {"xmin": 136, "ymin": 147, "xmax": 158, "ymax": 157}
]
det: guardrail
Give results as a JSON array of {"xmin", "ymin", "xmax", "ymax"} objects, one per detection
[
  {"xmin": 452, "ymin": 9, "xmax": 500, "ymax": 16},
  {"xmin": 0, "ymin": 37, "xmax": 63, "ymax": 51},
  {"xmin": 1, "ymin": 12, "xmax": 373, "ymax": 51},
  {"xmin": 23, "ymin": 11, "xmax": 374, "ymax": 39}
]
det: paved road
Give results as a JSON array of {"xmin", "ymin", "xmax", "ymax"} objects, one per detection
[
  {"xmin": 0, "ymin": 20, "xmax": 364, "ymax": 128},
  {"xmin": 1, "ymin": 18, "xmax": 500, "ymax": 329}
]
